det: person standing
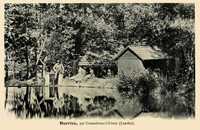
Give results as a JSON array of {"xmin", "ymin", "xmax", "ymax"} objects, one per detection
[{"xmin": 53, "ymin": 60, "xmax": 64, "ymax": 98}]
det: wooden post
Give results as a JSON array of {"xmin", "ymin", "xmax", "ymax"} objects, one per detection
[
  {"xmin": 12, "ymin": 59, "xmax": 15, "ymax": 80},
  {"xmin": 44, "ymin": 73, "xmax": 50, "ymax": 98}
]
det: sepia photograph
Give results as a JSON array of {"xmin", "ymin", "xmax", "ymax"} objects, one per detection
[{"xmin": 3, "ymin": 3, "xmax": 195, "ymax": 120}]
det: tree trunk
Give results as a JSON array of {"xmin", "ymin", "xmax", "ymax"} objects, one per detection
[
  {"xmin": 34, "ymin": 43, "xmax": 37, "ymax": 78},
  {"xmin": 25, "ymin": 45, "xmax": 29, "ymax": 79},
  {"xmin": 72, "ymin": 59, "xmax": 78, "ymax": 76},
  {"xmin": 12, "ymin": 60, "xmax": 15, "ymax": 80}
]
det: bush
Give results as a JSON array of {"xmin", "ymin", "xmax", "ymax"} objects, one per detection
[
  {"xmin": 117, "ymin": 70, "xmax": 160, "ymax": 112},
  {"xmin": 135, "ymin": 73, "xmax": 160, "ymax": 112},
  {"xmin": 117, "ymin": 73, "xmax": 137, "ymax": 99},
  {"xmin": 160, "ymin": 79, "xmax": 195, "ymax": 117},
  {"xmin": 117, "ymin": 70, "xmax": 195, "ymax": 117}
]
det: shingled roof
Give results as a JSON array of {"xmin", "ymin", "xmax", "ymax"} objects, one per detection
[{"xmin": 113, "ymin": 46, "xmax": 167, "ymax": 61}]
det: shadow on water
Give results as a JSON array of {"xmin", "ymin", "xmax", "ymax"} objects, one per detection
[{"xmin": 4, "ymin": 86, "xmax": 142, "ymax": 119}]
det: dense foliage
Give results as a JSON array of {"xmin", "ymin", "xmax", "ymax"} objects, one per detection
[{"xmin": 5, "ymin": 3, "xmax": 194, "ymax": 79}]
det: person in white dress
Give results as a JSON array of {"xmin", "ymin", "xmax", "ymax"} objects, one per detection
[
  {"xmin": 53, "ymin": 60, "xmax": 64, "ymax": 98},
  {"xmin": 70, "ymin": 67, "xmax": 86, "ymax": 84}
]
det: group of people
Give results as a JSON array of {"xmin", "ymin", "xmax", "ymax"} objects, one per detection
[
  {"xmin": 70, "ymin": 67, "xmax": 95, "ymax": 83},
  {"xmin": 53, "ymin": 59, "xmax": 96, "ymax": 85}
]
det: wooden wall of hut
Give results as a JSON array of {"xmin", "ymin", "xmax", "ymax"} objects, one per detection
[{"xmin": 117, "ymin": 50, "xmax": 145, "ymax": 76}]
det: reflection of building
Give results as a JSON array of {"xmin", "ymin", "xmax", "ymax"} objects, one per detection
[{"xmin": 113, "ymin": 46, "xmax": 169, "ymax": 76}]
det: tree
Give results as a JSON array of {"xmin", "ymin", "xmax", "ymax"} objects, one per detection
[
  {"xmin": 5, "ymin": 4, "xmax": 39, "ymax": 79},
  {"xmin": 5, "ymin": 3, "xmax": 194, "ymax": 86}
]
